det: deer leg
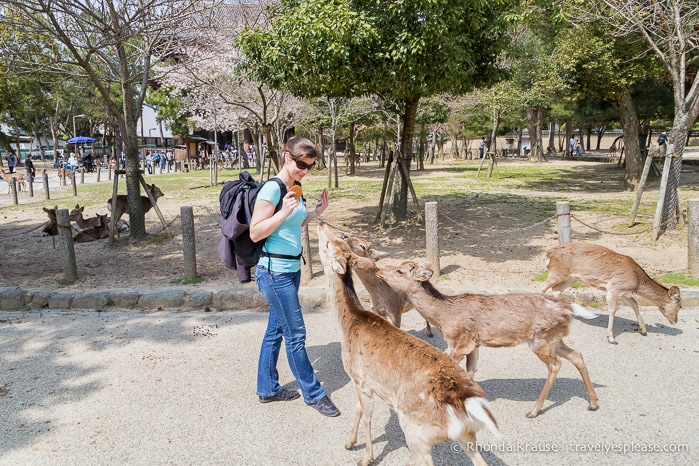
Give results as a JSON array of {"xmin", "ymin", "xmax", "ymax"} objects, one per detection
[
  {"xmin": 346, "ymin": 387, "xmax": 375, "ymax": 466},
  {"xmin": 466, "ymin": 347, "xmax": 480, "ymax": 374},
  {"xmin": 606, "ymin": 292, "xmax": 620, "ymax": 344},
  {"xmin": 446, "ymin": 340, "xmax": 477, "ymax": 368},
  {"xmin": 624, "ymin": 296, "xmax": 647, "ymax": 336},
  {"xmin": 399, "ymin": 415, "xmax": 435, "ymax": 466},
  {"xmin": 527, "ymin": 342, "xmax": 562, "ymax": 418},
  {"xmin": 555, "ymin": 341, "xmax": 598, "ymax": 411},
  {"xmin": 424, "ymin": 319, "xmax": 433, "ymax": 338},
  {"xmin": 456, "ymin": 432, "xmax": 488, "ymax": 466},
  {"xmin": 541, "ymin": 274, "xmax": 574, "ymax": 294}
]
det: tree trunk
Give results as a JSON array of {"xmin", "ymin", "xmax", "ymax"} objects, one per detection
[
  {"xmin": 565, "ymin": 118, "xmax": 572, "ymax": 158},
  {"xmin": 616, "ymin": 91, "xmax": 643, "ymax": 191},
  {"xmin": 348, "ymin": 121, "xmax": 356, "ymax": 175},
  {"xmin": 392, "ymin": 96, "xmax": 420, "ymax": 221},
  {"xmin": 660, "ymin": 118, "xmax": 688, "ymax": 230}
]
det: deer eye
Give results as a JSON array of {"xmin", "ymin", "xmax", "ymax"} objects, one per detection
[{"xmin": 360, "ymin": 245, "xmax": 367, "ymax": 251}]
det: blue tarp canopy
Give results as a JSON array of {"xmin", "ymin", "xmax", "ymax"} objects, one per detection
[{"xmin": 66, "ymin": 136, "xmax": 96, "ymax": 144}]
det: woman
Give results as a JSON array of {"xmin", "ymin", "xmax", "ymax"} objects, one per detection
[{"xmin": 249, "ymin": 136, "xmax": 338, "ymax": 417}]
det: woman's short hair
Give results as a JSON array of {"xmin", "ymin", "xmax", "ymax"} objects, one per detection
[{"xmin": 285, "ymin": 136, "xmax": 318, "ymax": 160}]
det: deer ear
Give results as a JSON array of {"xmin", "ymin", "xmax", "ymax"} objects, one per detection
[
  {"xmin": 331, "ymin": 255, "xmax": 347, "ymax": 275},
  {"xmin": 370, "ymin": 249, "xmax": 390, "ymax": 260},
  {"xmin": 415, "ymin": 266, "xmax": 433, "ymax": 282},
  {"xmin": 669, "ymin": 286, "xmax": 681, "ymax": 301}
]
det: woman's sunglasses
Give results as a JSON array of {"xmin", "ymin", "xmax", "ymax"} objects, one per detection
[{"xmin": 287, "ymin": 152, "xmax": 316, "ymax": 170}]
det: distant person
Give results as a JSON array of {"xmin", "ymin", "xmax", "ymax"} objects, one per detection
[
  {"xmin": 657, "ymin": 132, "xmax": 667, "ymax": 155},
  {"xmin": 569, "ymin": 136, "xmax": 576, "ymax": 157},
  {"xmin": 24, "ymin": 154, "xmax": 35, "ymax": 182},
  {"xmin": 479, "ymin": 136, "xmax": 486, "ymax": 159},
  {"xmin": 67, "ymin": 153, "xmax": 78, "ymax": 171},
  {"xmin": 5, "ymin": 150, "xmax": 18, "ymax": 173}
]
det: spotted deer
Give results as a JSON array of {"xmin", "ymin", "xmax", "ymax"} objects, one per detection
[{"xmin": 318, "ymin": 221, "xmax": 498, "ymax": 466}]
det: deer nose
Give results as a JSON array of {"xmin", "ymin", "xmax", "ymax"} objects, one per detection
[{"xmin": 318, "ymin": 220, "xmax": 325, "ymax": 226}]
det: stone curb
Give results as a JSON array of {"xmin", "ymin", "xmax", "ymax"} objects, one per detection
[
  {"xmin": 0, "ymin": 285, "xmax": 695, "ymax": 312},
  {"xmin": 0, "ymin": 285, "xmax": 329, "ymax": 312}
]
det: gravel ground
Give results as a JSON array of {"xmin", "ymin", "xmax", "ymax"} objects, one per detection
[{"xmin": 0, "ymin": 306, "xmax": 697, "ymax": 466}]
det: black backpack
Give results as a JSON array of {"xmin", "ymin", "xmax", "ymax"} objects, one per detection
[{"xmin": 219, "ymin": 171, "xmax": 301, "ymax": 267}]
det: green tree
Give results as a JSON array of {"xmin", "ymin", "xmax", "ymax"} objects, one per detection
[
  {"xmin": 238, "ymin": 0, "xmax": 513, "ymax": 221},
  {"xmin": 1, "ymin": 0, "xmax": 205, "ymax": 240}
]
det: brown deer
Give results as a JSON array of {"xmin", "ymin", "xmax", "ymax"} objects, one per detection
[
  {"xmin": 41, "ymin": 205, "xmax": 59, "ymax": 236},
  {"xmin": 69, "ymin": 205, "xmax": 104, "ymax": 229},
  {"xmin": 336, "ymin": 231, "xmax": 433, "ymax": 337},
  {"xmin": 318, "ymin": 222, "xmax": 498, "ymax": 466},
  {"xmin": 72, "ymin": 214, "xmax": 109, "ymax": 243},
  {"xmin": 0, "ymin": 168, "xmax": 26, "ymax": 193},
  {"xmin": 70, "ymin": 204, "xmax": 129, "ymax": 233},
  {"xmin": 376, "ymin": 261, "xmax": 599, "ymax": 418},
  {"xmin": 106, "ymin": 184, "xmax": 164, "ymax": 224},
  {"xmin": 541, "ymin": 242, "xmax": 682, "ymax": 344}
]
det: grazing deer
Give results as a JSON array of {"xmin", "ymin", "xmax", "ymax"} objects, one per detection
[
  {"xmin": 376, "ymin": 261, "xmax": 599, "ymax": 418},
  {"xmin": 41, "ymin": 205, "xmax": 59, "ymax": 236},
  {"xmin": 318, "ymin": 222, "xmax": 498, "ymax": 466},
  {"xmin": 0, "ymin": 168, "xmax": 26, "ymax": 193},
  {"xmin": 608, "ymin": 144, "xmax": 617, "ymax": 157},
  {"xmin": 72, "ymin": 214, "xmax": 109, "ymax": 243},
  {"xmin": 541, "ymin": 242, "xmax": 682, "ymax": 344},
  {"xmin": 106, "ymin": 183, "xmax": 164, "ymax": 224},
  {"xmin": 338, "ymin": 231, "xmax": 433, "ymax": 337}
]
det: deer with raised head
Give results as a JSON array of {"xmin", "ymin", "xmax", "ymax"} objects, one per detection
[
  {"xmin": 338, "ymin": 231, "xmax": 433, "ymax": 337},
  {"xmin": 541, "ymin": 242, "xmax": 682, "ymax": 344},
  {"xmin": 41, "ymin": 205, "xmax": 59, "ymax": 236},
  {"xmin": 69, "ymin": 205, "xmax": 103, "ymax": 229},
  {"xmin": 318, "ymin": 221, "xmax": 498, "ymax": 466},
  {"xmin": 70, "ymin": 204, "xmax": 129, "ymax": 233},
  {"xmin": 72, "ymin": 213, "xmax": 109, "ymax": 243},
  {"xmin": 106, "ymin": 183, "xmax": 164, "ymax": 225},
  {"xmin": 376, "ymin": 261, "xmax": 599, "ymax": 418}
]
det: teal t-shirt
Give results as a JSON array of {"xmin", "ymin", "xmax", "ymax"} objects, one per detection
[{"xmin": 256, "ymin": 177, "xmax": 306, "ymax": 272}]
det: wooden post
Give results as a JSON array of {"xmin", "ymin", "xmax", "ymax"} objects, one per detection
[
  {"xmin": 688, "ymin": 199, "xmax": 699, "ymax": 276},
  {"xmin": 71, "ymin": 170, "xmax": 77, "ymax": 196},
  {"xmin": 56, "ymin": 208, "xmax": 78, "ymax": 282},
  {"xmin": 180, "ymin": 206, "xmax": 197, "ymax": 279},
  {"xmin": 10, "ymin": 177, "xmax": 18, "ymax": 205},
  {"xmin": 96, "ymin": 165, "xmax": 101, "ymax": 182},
  {"xmin": 108, "ymin": 164, "xmax": 112, "ymax": 181},
  {"xmin": 108, "ymin": 170, "xmax": 120, "ymax": 243},
  {"xmin": 28, "ymin": 174, "xmax": 34, "ymax": 197},
  {"xmin": 628, "ymin": 152, "xmax": 656, "ymax": 227},
  {"xmin": 139, "ymin": 174, "xmax": 172, "ymax": 238},
  {"xmin": 301, "ymin": 225, "xmax": 313, "ymax": 284},
  {"xmin": 80, "ymin": 168, "xmax": 85, "ymax": 184},
  {"xmin": 652, "ymin": 154, "xmax": 674, "ymax": 240},
  {"xmin": 43, "ymin": 170, "xmax": 50, "ymax": 200},
  {"xmin": 61, "ymin": 167, "xmax": 66, "ymax": 185},
  {"xmin": 556, "ymin": 201, "xmax": 571, "ymax": 245},
  {"xmin": 425, "ymin": 201, "xmax": 440, "ymax": 277}
]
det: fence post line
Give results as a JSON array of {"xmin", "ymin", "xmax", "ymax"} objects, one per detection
[
  {"xmin": 10, "ymin": 177, "xmax": 18, "ymax": 205},
  {"xmin": 71, "ymin": 171, "xmax": 77, "ymax": 196},
  {"xmin": 56, "ymin": 208, "xmax": 78, "ymax": 282},
  {"xmin": 688, "ymin": 199, "xmax": 699, "ymax": 276},
  {"xmin": 425, "ymin": 201, "xmax": 440, "ymax": 277},
  {"xmin": 301, "ymin": 225, "xmax": 313, "ymax": 284},
  {"xmin": 181, "ymin": 206, "xmax": 197, "ymax": 280},
  {"xmin": 43, "ymin": 170, "xmax": 50, "ymax": 200},
  {"xmin": 556, "ymin": 201, "xmax": 571, "ymax": 245}
]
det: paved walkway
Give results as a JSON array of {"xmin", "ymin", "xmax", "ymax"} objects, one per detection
[{"xmin": 0, "ymin": 307, "xmax": 696, "ymax": 465}]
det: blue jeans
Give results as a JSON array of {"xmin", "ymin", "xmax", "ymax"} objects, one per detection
[{"xmin": 255, "ymin": 266, "xmax": 326, "ymax": 404}]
